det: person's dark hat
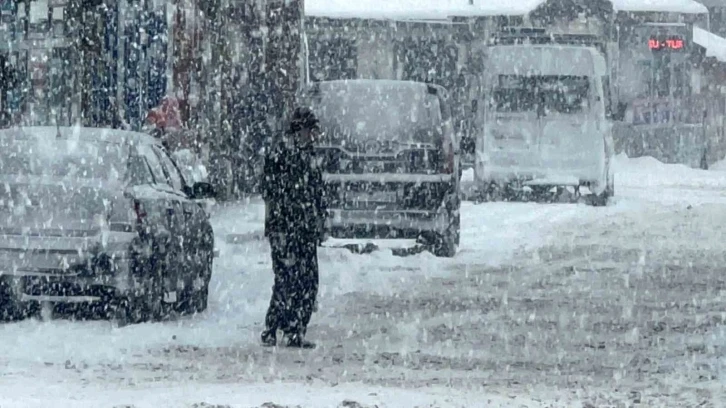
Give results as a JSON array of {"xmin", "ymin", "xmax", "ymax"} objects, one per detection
[{"xmin": 289, "ymin": 107, "xmax": 320, "ymax": 133}]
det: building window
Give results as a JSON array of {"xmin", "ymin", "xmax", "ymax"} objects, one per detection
[
  {"xmin": 16, "ymin": 1, "xmax": 26, "ymax": 39},
  {"xmin": 51, "ymin": 5, "xmax": 64, "ymax": 37},
  {"xmin": 28, "ymin": 0, "xmax": 49, "ymax": 37}
]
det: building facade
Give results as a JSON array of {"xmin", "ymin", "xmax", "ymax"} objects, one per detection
[{"xmin": 305, "ymin": 0, "xmax": 724, "ymax": 166}]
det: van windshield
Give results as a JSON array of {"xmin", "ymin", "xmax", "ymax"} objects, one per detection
[
  {"xmin": 492, "ymin": 75, "xmax": 590, "ymax": 115},
  {"xmin": 307, "ymin": 82, "xmax": 443, "ymax": 146}
]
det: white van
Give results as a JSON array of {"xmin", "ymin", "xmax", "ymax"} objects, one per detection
[{"xmin": 475, "ymin": 44, "xmax": 615, "ymax": 204}]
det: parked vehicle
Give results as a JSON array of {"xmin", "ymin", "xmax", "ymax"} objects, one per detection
[
  {"xmin": 475, "ymin": 44, "xmax": 615, "ymax": 204},
  {"xmin": 0, "ymin": 126, "xmax": 216, "ymax": 323},
  {"xmin": 304, "ymin": 79, "xmax": 461, "ymax": 257}
]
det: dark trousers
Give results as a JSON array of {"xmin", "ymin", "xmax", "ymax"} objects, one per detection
[{"xmin": 264, "ymin": 233, "xmax": 319, "ymax": 339}]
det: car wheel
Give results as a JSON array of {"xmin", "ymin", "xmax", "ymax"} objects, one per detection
[
  {"xmin": 174, "ymin": 254, "xmax": 200, "ymax": 316},
  {"xmin": 112, "ymin": 246, "xmax": 168, "ymax": 325},
  {"xmin": 147, "ymin": 259, "xmax": 166, "ymax": 321},
  {"xmin": 0, "ymin": 277, "xmax": 32, "ymax": 322},
  {"xmin": 432, "ymin": 232, "xmax": 457, "ymax": 258},
  {"xmin": 111, "ymin": 295, "xmax": 133, "ymax": 327},
  {"xmin": 133, "ymin": 251, "xmax": 166, "ymax": 322},
  {"xmin": 193, "ymin": 282, "xmax": 210, "ymax": 314},
  {"xmin": 121, "ymin": 269, "xmax": 164, "ymax": 324},
  {"xmin": 191, "ymin": 250, "xmax": 213, "ymax": 314}
]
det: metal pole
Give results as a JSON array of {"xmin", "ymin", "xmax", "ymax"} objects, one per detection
[
  {"xmin": 229, "ymin": 0, "xmax": 303, "ymax": 195},
  {"xmin": 264, "ymin": 0, "xmax": 304, "ymax": 134}
]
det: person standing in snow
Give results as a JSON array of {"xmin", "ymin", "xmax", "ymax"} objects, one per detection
[{"xmin": 260, "ymin": 107, "xmax": 327, "ymax": 349}]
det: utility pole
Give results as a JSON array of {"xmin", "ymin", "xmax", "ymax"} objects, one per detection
[
  {"xmin": 264, "ymin": 0, "xmax": 305, "ymax": 135},
  {"xmin": 228, "ymin": 0, "xmax": 303, "ymax": 196},
  {"xmin": 203, "ymin": 0, "xmax": 305, "ymax": 200}
]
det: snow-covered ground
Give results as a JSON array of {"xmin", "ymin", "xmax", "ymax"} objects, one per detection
[{"xmin": 2, "ymin": 154, "xmax": 726, "ymax": 407}]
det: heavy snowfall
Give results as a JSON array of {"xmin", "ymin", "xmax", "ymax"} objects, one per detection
[
  {"xmin": 0, "ymin": 157, "xmax": 724, "ymax": 407},
  {"xmin": 3, "ymin": 0, "xmax": 726, "ymax": 407}
]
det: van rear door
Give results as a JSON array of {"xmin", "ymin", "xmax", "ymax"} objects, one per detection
[
  {"xmin": 486, "ymin": 75, "xmax": 540, "ymax": 172},
  {"xmin": 537, "ymin": 75, "xmax": 600, "ymax": 176}
]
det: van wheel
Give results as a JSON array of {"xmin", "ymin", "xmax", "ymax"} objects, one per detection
[
  {"xmin": 432, "ymin": 213, "xmax": 459, "ymax": 258},
  {"xmin": 432, "ymin": 233, "xmax": 457, "ymax": 258},
  {"xmin": 589, "ymin": 162, "xmax": 614, "ymax": 207},
  {"xmin": 599, "ymin": 172, "xmax": 615, "ymax": 205},
  {"xmin": 607, "ymin": 170, "xmax": 615, "ymax": 198}
]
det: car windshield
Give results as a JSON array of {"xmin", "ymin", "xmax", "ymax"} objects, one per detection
[
  {"xmin": 0, "ymin": 138, "xmax": 128, "ymax": 181},
  {"xmin": 492, "ymin": 75, "xmax": 590, "ymax": 114},
  {"xmin": 308, "ymin": 82, "xmax": 443, "ymax": 146}
]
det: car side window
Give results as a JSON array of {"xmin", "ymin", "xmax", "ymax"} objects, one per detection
[
  {"xmin": 152, "ymin": 145, "xmax": 185, "ymax": 192},
  {"xmin": 138, "ymin": 144, "xmax": 171, "ymax": 187},
  {"xmin": 126, "ymin": 154, "xmax": 154, "ymax": 186}
]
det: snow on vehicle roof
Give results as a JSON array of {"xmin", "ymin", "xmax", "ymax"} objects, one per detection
[
  {"xmin": 693, "ymin": 26, "xmax": 726, "ymax": 62},
  {"xmin": 306, "ymin": 0, "xmax": 708, "ymax": 20},
  {"xmin": 452, "ymin": 0, "xmax": 548, "ymax": 17},
  {"xmin": 305, "ymin": 0, "xmax": 546, "ymax": 20},
  {"xmin": 314, "ymin": 79, "xmax": 441, "ymax": 90},
  {"xmin": 0, "ymin": 126, "xmax": 158, "ymax": 145},
  {"xmin": 609, "ymin": 0, "xmax": 708, "ymax": 14},
  {"xmin": 486, "ymin": 45, "xmax": 607, "ymax": 77}
]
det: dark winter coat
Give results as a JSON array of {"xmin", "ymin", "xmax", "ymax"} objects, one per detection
[{"xmin": 261, "ymin": 134, "xmax": 327, "ymax": 242}]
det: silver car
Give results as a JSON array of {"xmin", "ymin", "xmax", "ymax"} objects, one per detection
[{"xmin": 0, "ymin": 127, "xmax": 216, "ymax": 323}]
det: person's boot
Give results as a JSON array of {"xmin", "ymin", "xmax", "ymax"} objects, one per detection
[
  {"xmin": 286, "ymin": 333, "xmax": 316, "ymax": 349},
  {"xmin": 260, "ymin": 329, "xmax": 277, "ymax": 347}
]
